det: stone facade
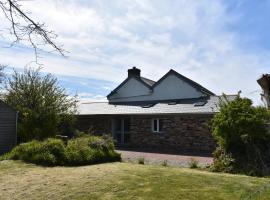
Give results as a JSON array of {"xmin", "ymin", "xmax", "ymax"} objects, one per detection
[{"xmin": 76, "ymin": 114, "xmax": 216, "ymax": 155}]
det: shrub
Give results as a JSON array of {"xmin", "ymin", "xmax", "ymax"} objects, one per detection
[
  {"xmin": 161, "ymin": 160, "xmax": 168, "ymax": 167},
  {"xmin": 138, "ymin": 157, "xmax": 145, "ymax": 165},
  {"xmin": 211, "ymin": 94, "xmax": 270, "ymax": 176},
  {"xmin": 188, "ymin": 158, "xmax": 199, "ymax": 169},
  {"xmin": 8, "ymin": 139, "xmax": 65, "ymax": 166},
  {"xmin": 64, "ymin": 137, "xmax": 94, "ymax": 165},
  {"xmin": 5, "ymin": 135, "xmax": 121, "ymax": 166},
  {"xmin": 65, "ymin": 135, "xmax": 120, "ymax": 166},
  {"xmin": 210, "ymin": 146, "xmax": 234, "ymax": 173}
]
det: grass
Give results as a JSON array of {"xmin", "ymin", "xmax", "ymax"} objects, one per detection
[{"xmin": 0, "ymin": 160, "xmax": 270, "ymax": 200}]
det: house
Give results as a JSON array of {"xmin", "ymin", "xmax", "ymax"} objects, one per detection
[
  {"xmin": 0, "ymin": 100, "xmax": 18, "ymax": 155},
  {"xmin": 77, "ymin": 67, "xmax": 235, "ymax": 155}
]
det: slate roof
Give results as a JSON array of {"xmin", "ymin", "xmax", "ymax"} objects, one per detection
[
  {"xmin": 79, "ymin": 95, "xmax": 237, "ymax": 115},
  {"xmin": 140, "ymin": 77, "xmax": 156, "ymax": 86},
  {"xmin": 107, "ymin": 69, "xmax": 215, "ymax": 98}
]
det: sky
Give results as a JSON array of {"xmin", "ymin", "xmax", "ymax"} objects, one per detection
[{"xmin": 1, "ymin": 0, "xmax": 270, "ymax": 105}]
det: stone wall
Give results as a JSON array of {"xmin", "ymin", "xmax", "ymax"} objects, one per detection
[
  {"xmin": 76, "ymin": 114, "xmax": 216, "ymax": 155},
  {"xmin": 76, "ymin": 115, "xmax": 112, "ymax": 135},
  {"xmin": 129, "ymin": 115, "xmax": 215, "ymax": 154}
]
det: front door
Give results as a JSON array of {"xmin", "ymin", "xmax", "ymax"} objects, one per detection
[{"xmin": 113, "ymin": 118, "xmax": 130, "ymax": 144}]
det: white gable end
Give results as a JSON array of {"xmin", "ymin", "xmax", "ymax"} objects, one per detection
[
  {"xmin": 109, "ymin": 77, "xmax": 151, "ymax": 102},
  {"xmin": 151, "ymin": 74, "xmax": 203, "ymax": 100},
  {"xmin": 108, "ymin": 68, "xmax": 212, "ymax": 103}
]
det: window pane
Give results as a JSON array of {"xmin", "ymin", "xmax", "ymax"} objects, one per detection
[
  {"xmin": 153, "ymin": 119, "xmax": 157, "ymax": 132},
  {"xmin": 124, "ymin": 118, "xmax": 130, "ymax": 132},
  {"xmin": 124, "ymin": 133, "xmax": 130, "ymax": 143},
  {"xmin": 116, "ymin": 133, "xmax": 121, "ymax": 143},
  {"xmin": 115, "ymin": 119, "xmax": 121, "ymax": 131},
  {"xmin": 159, "ymin": 119, "xmax": 163, "ymax": 132}
]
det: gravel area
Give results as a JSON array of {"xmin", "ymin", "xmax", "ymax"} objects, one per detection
[{"xmin": 117, "ymin": 150, "xmax": 213, "ymax": 167}]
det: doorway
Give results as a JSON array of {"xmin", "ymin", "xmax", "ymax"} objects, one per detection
[{"xmin": 113, "ymin": 118, "xmax": 131, "ymax": 144}]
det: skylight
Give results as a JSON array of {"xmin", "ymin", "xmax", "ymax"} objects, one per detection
[
  {"xmin": 194, "ymin": 101, "xmax": 207, "ymax": 107},
  {"xmin": 141, "ymin": 104, "xmax": 155, "ymax": 108}
]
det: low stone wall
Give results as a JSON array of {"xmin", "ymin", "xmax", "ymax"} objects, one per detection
[{"xmin": 76, "ymin": 114, "xmax": 216, "ymax": 155}]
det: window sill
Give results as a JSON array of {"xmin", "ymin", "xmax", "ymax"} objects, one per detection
[{"xmin": 152, "ymin": 131, "xmax": 165, "ymax": 134}]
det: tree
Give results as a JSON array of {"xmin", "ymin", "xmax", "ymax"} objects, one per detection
[
  {"xmin": 0, "ymin": 0, "xmax": 65, "ymax": 61},
  {"xmin": 211, "ymin": 94, "xmax": 270, "ymax": 176},
  {"xmin": 5, "ymin": 68, "xmax": 77, "ymax": 142},
  {"xmin": 0, "ymin": 65, "xmax": 4, "ymax": 85},
  {"xmin": 0, "ymin": 65, "xmax": 6, "ymax": 98},
  {"xmin": 257, "ymin": 74, "xmax": 270, "ymax": 109}
]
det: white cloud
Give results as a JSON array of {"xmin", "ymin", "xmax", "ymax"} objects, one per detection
[
  {"xmin": 77, "ymin": 92, "xmax": 94, "ymax": 98},
  {"xmin": 77, "ymin": 92, "xmax": 107, "ymax": 103},
  {"xmin": 0, "ymin": 0, "xmax": 268, "ymax": 105},
  {"xmin": 79, "ymin": 95, "xmax": 107, "ymax": 103},
  {"xmin": 102, "ymin": 86, "xmax": 111, "ymax": 90}
]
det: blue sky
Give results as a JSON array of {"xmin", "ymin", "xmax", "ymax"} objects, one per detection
[{"xmin": 1, "ymin": 0, "xmax": 270, "ymax": 104}]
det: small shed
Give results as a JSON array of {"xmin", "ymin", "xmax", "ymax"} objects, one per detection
[{"xmin": 0, "ymin": 100, "xmax": 17, "ymax": 155}]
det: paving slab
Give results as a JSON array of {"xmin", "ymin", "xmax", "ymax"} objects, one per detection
[{"xmin": 117, "ymin": 149, "xmax": 213, "ymax": 167}]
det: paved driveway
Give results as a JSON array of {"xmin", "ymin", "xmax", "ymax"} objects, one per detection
[{"xmin": 117, "ymin": 150, "xmax": 213, "ymax": 167}]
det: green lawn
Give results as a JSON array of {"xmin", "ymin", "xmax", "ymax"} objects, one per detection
[{"xmin": 0, "ymin": 161, "xmax": 269, "ymax": 200}]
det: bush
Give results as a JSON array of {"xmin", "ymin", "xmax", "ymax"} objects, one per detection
[
  {"xmin": 4, "ymin": 135, "xmax": 121, "ymax": 166},
  {"xmin": 210, "ymin": 146, "xmax": 234, "ymax": 173},
  {"xmin": 138, "ymin": 157, "xmax": 145, "ymax": 165},
  {"xmin": 7, "ymin": 139, "xmax": 65, "ymax": 166},
  {"xmin": 188, "ymin": 158, "xmax": 199, "ymax": 169},
  {"xmin": 211, "ymin": 95, "xmax": 270, "ymax": 176},
  {"xmin": 161, "ymin": 160, "xmax": 168, "ymax": 167},
  {"xmin": 64, "ymin": 135, "xmax": 120, "ymax": 166}
]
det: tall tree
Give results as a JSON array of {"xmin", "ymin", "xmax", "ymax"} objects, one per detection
[{"xmin": 5, "ymin": 68, "xmax": 77, "ymax": 142}]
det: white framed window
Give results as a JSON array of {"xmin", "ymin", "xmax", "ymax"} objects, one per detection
[{"xmin": 152, "ymin": 118, "xmax": 163, "ymax": 133}]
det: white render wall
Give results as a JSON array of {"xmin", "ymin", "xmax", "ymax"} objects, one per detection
[{"xmin": 109, "ymin": 74, "xmax": 204, "ymax": 102}]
